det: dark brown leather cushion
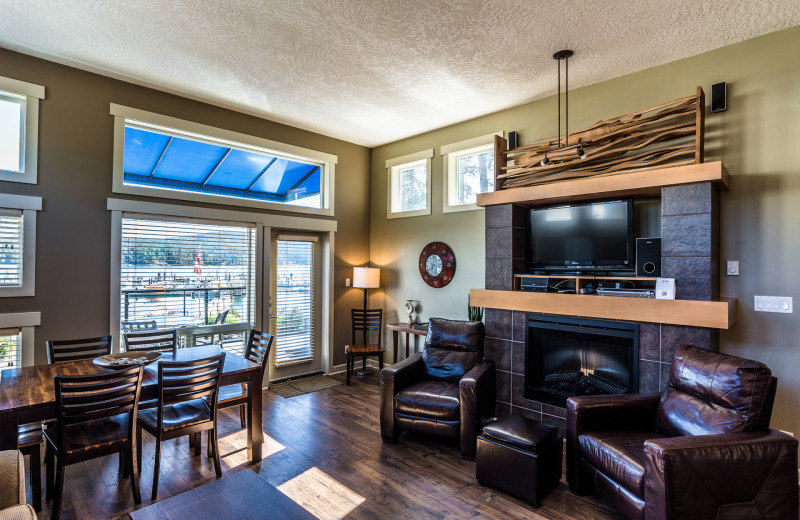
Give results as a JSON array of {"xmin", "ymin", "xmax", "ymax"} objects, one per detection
[
  {"xmin": 422, "ymin": 346, "xmax": 479, "ymax": 383},
  {"xmin": 395, "ymin": 380, "xmax": 460, "ymax": 421},
  {"xmin": 138, "ymin": 398, "xmax": 212, "ymax": 432},
  {"xmin": 345, "ymin": 343, "xmax": 384, "ymax": 354},
  {"xmin": 654, "ymin": 345, "xmax": 773, "ymax": 437},
  {"xmin": 425, "ymin": 318, "xmax": 484, "ymax": 353},
  {"xmin": 579, "ymin": 430, "xmax": 666, "ymax": 498},
  {"xmin": 482, "ymin": 415, "xmax": 558, "ymax": 453},
  {"xmin": 44, "ymin": 414, "xmax": 129, "ymax": 454},
  {"xmin": 216, "ymin": 384, "xmax": 246, "ymax": 403}
]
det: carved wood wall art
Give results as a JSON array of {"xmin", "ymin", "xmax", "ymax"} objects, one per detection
[
  {"xmin": 419, "ymin": 242, "xmax": 456, "ymax": 288},
  {"xmin": 495, "ymin": 87, "xmax": 705, "ymax": 190}
]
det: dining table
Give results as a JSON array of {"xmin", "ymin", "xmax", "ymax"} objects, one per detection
[{"xmin": 0, "ymin": 345, "xmax": 264, "ymax": 463}]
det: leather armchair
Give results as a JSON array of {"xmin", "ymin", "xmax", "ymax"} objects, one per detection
[
  {"xmin": 380, "ymin": 318, "xmax": 495, "ymax": 459},
  {"xmin": 567, "ymin": 345, "xmax": 799, "ymax": 520}
]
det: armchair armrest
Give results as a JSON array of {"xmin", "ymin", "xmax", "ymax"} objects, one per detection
[
  {"xmin": 0, "ymin": 450, "xmax": 24, "ymax": 510},
  {"xmin": 644, "ymin": 430, "xmax": 799, "ymax": 520},
  {"xmin": 379, "ymin": 353, "xmax": 424, "ymax": 442},
  {"xmin": 459, "ymin": 360, "xmax": 496, "ymax": 459},
  {"xmin": 566, "ymin": 393, "xmax": 660, "ymax": 492}
]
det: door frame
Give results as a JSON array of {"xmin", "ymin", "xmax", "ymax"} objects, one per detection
[{"xmin": 108, "ymin": 198, "xmax": 336, "ymax": 383}]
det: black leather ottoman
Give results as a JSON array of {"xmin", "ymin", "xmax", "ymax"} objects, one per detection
[{"xmin": 476, "ymin": 415, "xmax": 563, "ymax": 506}]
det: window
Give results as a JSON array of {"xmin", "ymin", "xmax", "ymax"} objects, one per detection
[
  {"xmin": 111, "ymin": 104, "xmax": 337, "ymax": 216},
  {"xmin": 0, "ymin": 312, "xmax": 40, "ymax": 368},
  {"xmin": 274, "ymin": 238, "xmax": 316, "ymax": 366},
  {"xmin": 0, "ymin": 194, "xmax": 41, "ymax": 297},
  {"xmin": 386, "ymin": 149, "xmax": 433, "ymax": 219},
  {"xmin": 0, "ymin": 76, "xmax": 45, "ymax": 184},
  {"xmin": 120, "ymin": 216, "xmax": 256, "ymax": 356},
  {"xmin": 441, "ymin": 132, "xmax": 501, "ymax": 212}
]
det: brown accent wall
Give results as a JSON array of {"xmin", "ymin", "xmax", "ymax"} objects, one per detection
[{"xmin": 0, "ymin": 47, "xmax": 371, "ymax": 368}]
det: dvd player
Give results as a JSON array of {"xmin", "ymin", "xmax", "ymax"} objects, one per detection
[{"xmin": 596, "ymin": 288, "xmax": 655, "ymax": 298}]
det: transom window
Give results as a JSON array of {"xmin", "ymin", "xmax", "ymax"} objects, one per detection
[
  {"xmin": 0, "ymin": 194, "xmax": 41, "ymax": 297},
  {"xmin": 441, "ymin": 133, "xmax": 500, "ymax": 213},
  {"xmin": 0, "ymin": 76, "xmax": 45, "ymax": 184},
  {"xmin": 386, "ymin": 149, "xmax": 433, "ymax": 219},
  {"xmin": 0, "ymin": 328, "xmax": 20, "ymax": 368},
  {"xmin": 111, "ymin": 105, "xmax": 337, "ymax": 215}
]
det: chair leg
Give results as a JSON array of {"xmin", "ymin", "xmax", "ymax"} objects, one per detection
[
  {"xmin": 193, "ymin": 432, "xmax": 201, "ymax": 457},
  {"xmin": 29, "ymin": 446, "xmax": 41, "ymax": 512},
  {"xmin": 239, "ymin": 404, "xmax": 246, "ymax": 429},
  {"xmin": 45, "ymin": 447, "xmax": 54, "ymax": 501},
  {"xmin": 151, "ymin": 438, "xmax": 161, "ymax": 501},
  {"xmin": 136, "ymin": 426, "xmax": 143, "ymax": 474},
  {"xmin": 346, "ymin": 355, "xmax": 351, "ymax": 385},
  {"xmin": 51, "ymin": 458, "xmax": 65, "ymax": 520},
  {"xmin": 207, "ymin": 430, "xmax": 213, "ymax": 459},
  {"xmin": 189, "ymin": 431, "xmax": 195, "ymax": 449},
  {"xmin": 128, "ymin": 446, "xmax": 141, "ymax": 505},
  {"xmin": 211, "ymin": 427, "xmax": 222, "ymax": 478},
  {"xmin": 362, "ymin": 356, "xmax": 366, "ymax": 371},
  {"xmin": 379, "ymin": 352, "xmax": 384, "ymax": 371}
]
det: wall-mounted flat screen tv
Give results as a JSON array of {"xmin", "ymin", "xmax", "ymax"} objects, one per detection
[{"xmin": 527, "ymin": 198, "xmax": 634, "ymax": 274}]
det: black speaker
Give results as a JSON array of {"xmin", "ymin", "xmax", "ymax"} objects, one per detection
[
  {"xmin": 508, "ymin": 131, "xmax": 518, "ymax": 150},
  {"xmin": 636, "ymin": 237, "xmax": 661, "ymax": 277},
  {"xmin": 711, "ymin": 82, "xmax": 727, "ymax": 113}
]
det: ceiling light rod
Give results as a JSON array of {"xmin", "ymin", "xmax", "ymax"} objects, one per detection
[{"xmin": 553, "ymin": 49, "xmax": 573, "ymax": 149}]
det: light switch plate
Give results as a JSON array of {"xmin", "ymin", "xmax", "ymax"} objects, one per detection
[
  {"xmin": 754, "ymin": 295, "xmax": 793, "ymax": 313},
  {"xmin": 726, "ymin": 260, "xmax": 739, "ymax": 275}
]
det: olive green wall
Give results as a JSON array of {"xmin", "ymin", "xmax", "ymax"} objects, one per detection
[
  {"xmin": 0, "ymin": 47, "xmax": 371, "ymax": 370},
  {"xmin": 370, "ymin": 27, "xmax": 800, "ymax": 436}
]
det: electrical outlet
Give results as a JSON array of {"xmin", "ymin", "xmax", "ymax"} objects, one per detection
[
  {"xmin": 754, "ymin": 295, "xmax": 793, "ymax": 313},
  {"xmin": 345, "ymin": 278, "xmax": 350, "ymax": 287},
  {"xmin": 726, "ymin": 260, "xmax": 739, "ymax": 276}
]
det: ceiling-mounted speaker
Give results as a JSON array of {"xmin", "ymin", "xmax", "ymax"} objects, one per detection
[
  {"xmin": 711, "ymin": 82, "xmax": 727, "ymax": 113},
  {"xmin": 508, "ymin": 131, "xmax": 518, "ymax": 150}
]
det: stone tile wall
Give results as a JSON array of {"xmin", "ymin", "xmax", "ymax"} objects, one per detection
[{"xmin": 483, "ymin": 183, "xmax": 720, "ymax": 430}]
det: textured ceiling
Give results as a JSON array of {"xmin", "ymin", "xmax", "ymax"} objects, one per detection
[{"xmin": 1, "ymin": 1, "xmax": 799, "ymax": 147}]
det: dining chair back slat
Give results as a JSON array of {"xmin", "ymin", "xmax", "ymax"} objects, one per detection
[
  {"xmin": 244, "ymin": 329, "xmax": 275, "ymax": 368},
  {"xmin": 157, "ymin": 353, "xmax": 225, "ymax": 414},
  {"xmin": 124, "ymin": 329, "xmax": 178, "ymax": 355},
  {"xmin": 55, "ymin": 367, "xmax": 143, "ymax": 426},
  {"xmin": 47, "ymin": 335, "xmax": 113, "ymax": 364}
]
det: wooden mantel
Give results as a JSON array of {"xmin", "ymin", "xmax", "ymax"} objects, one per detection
[
  {"xmin": 476, "ymin": 161, "xmax": 729, "ymax": 207},
  {"xmin": 470, "ymin": 289, "xmax": 737, "ymax": 329}
]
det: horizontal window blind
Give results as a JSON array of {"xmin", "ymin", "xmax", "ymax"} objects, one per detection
[
  {"xmin": 0, "ymin": 327, "xmax": 21, "ymax": 368},
  {"xmin": 120, "ymin": 217, "xmax": 255, "ymax": 356},
  {"xmin": 0, "ymin": 211, "xmax": 23, "ymax": 287},
  {"xmin": 274, "ymin": 240, "xmax": 315, "ymax": 366}
]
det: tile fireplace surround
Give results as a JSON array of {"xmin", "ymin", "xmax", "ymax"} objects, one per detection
[{"xmin": 483, "ymin": 182, "xmax": 720, "ymax": 431}]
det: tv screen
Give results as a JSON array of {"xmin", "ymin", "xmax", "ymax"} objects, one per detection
[{"xmin": 528, "ymin": 199, "xmax": 634, "ymax": 272}]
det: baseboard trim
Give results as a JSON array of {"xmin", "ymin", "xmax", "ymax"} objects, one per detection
[{"xmin": 329, "ymin": 359, "xmax": 381, "ymax": 375}]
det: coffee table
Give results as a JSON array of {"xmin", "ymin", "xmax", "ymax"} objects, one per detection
[{"xmin": 130, "ymin": 468, "xmax": 314, "ymax": 520}]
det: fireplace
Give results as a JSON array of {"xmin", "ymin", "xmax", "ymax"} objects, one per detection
[{"xmin": 525, "ymin": 315, "xmax": 639, "ymax": 407}]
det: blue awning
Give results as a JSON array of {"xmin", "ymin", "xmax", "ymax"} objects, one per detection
[{"xmin": 123, "ymin": 126, "xmax": 322, "ymax": 205}]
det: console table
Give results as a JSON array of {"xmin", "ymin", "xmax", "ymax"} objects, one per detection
[{"xmin": 387, "ymin": 322, "xmax": 428, "ymax": 363}]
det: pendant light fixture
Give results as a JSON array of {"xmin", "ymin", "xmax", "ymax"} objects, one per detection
[{"xmin": 541, "ymin": 49, "xmax": 588, "ymax": 167}]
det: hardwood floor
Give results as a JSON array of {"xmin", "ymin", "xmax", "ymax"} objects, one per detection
[{"xmin": 25, "ymin": 372, "xmax": 626, "ymax": 520}]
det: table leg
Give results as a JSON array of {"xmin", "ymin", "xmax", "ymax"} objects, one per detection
[
  {"xmin": 392, "ymin": 330, "xmax": 400, "ymax": 364},
  {"xmin": 0, "ymin": 412, "xmax": 18, "ymax": 450},
  {"xmin": 247, "ymin": 371, "xmax": 263, "ymax": 463},
  {"xmin": 404, "ymin": 332, "xmax": 410, "ymax": 359}
]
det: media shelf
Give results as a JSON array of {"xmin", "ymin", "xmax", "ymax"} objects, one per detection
[
  {"xmin": 513, "ymin": 274, "xmax": 658, "ymax": 294},
  {"xmin": 470, "ymin": 288, "xmax": 737, "ymax": 329}
]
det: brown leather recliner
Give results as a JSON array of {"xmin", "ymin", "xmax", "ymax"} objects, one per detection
[
  {"xmin": 380, "ymin": 318, "xmax": 495, "ymax": 459},
  {"xmin": 567, "ymin": 344, "xmax": 799, "ymax": 520}
]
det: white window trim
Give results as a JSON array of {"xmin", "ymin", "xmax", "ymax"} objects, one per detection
[
  {"xmin": 441, "ymin": 132, "xmax": 502, "ymax": 213},
  {"xmin": 386, "ymin": 149, "xmax": 433, "ymax": 219},
  {"xmin": 0, "ymin": 76, "xmax": 45, "ymax": 184},
  {"xmin": 109, "ymin": 104, "xmax": 337, "ymax": 216},
  {"xmin": 107, "ymin": 198, "xmax": 336, "ymax": 378},
  {"xmin": 0, "ymin": 193, "xmax": 41, "ymax": 297},
  {"xmin": 0, "ymin": 311, "xmax": 41, "ymax": 367}
]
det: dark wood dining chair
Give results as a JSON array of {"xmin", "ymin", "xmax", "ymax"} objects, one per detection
[
  {"xmin": 46, "ymin": 335, "xmax": 112, "ymax": 364},
  {"xmin": 212, "ymin": 328, "xmax": 274, "ymax": 429},
  {"xmin": 123, "ymin": 329, "xmax": 178, "ymax": 355},
  {"xmin": 43, "ymin": 366, "xmax": 143, "ymax": 520},
  {"xmin": 345, "ymin": 309, "xmax": 383, "ymax": 385},
  {"xmin": 136, "ymin": 352, "xmax": 226, "ymax": 500}
]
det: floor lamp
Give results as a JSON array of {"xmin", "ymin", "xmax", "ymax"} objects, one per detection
[{"xmin": 352, "ymin": 266, "xmax": 380, "ymax": 375}]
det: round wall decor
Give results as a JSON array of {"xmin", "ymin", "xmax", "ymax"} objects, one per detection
[{"xmin": 419, "ymin": 242, "xmax": 456, "ymax": 288}]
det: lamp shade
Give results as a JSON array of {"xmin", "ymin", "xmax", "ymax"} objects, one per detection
[{"xmin": 353, "ymin": 267, "xmax": 380, "ymax": 288}]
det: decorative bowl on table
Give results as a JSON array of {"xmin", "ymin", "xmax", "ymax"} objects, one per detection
[{"xmin": 93, "ymin": 351, "xmax": 162, "ymax": 370}]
